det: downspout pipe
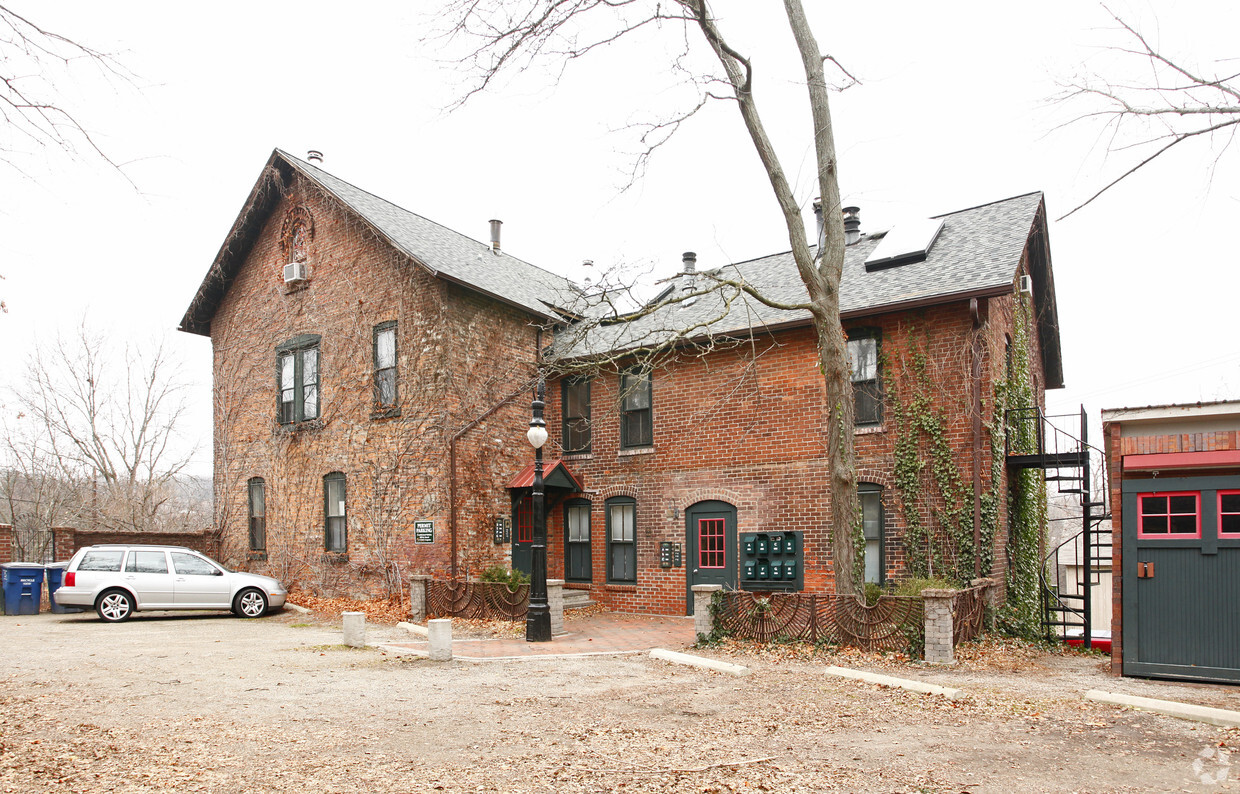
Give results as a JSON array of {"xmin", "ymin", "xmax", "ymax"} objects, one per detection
[{"xmin": 970, "ymin": 297, "xmax": 985, "ymax": 579}]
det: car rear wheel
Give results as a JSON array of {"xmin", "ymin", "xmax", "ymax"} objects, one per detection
[
  {"xmin": 96, "ymin": 589, "xmax": 134, "ymax": 622},
  {"xmin": 234, "ymin": 588, "xmax": 268, "ymax": 618}
]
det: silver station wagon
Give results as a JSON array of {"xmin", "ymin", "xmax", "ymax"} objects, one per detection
[{"xmin": 54, "ymin": 545, "xmax": 288, "ymax": 622}]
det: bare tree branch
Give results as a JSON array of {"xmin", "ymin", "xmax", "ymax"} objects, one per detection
[
  {"xmin": 1057, "ymin": 5, "xmax": 1240, "ymax": 219},
  {"xmin": 433, "ymin": 0, "xmax": 865, "ymax": 592},
  {"xmin": 14, "ymin": 321, "xmax": 198, "ymax": 533},
  {"xmin": 0, "ymin": 4, "xmax": 138, "ymax": 184}
]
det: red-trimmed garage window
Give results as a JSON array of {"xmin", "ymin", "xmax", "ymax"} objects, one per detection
[
  {"xmin": 1219, "ymin": 491, "xmax": 1240, "ymax": 538},
  {"xmin": 1137, "ymin": 492, "xmax": 1200, "ymax": 538}
]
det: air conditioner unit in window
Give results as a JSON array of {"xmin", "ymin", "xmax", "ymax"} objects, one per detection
[
  {"xmin": 1019, "ymin": 274, "xmax": 1033, "ymax": 296},
  {"xmin": 283, "ymin": 262, "xmax": 308, "ymax": 284}
]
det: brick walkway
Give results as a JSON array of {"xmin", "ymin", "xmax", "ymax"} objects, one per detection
[{"xmin": 382, "ymin": 611, "xmax": 697, "ymax": 660}]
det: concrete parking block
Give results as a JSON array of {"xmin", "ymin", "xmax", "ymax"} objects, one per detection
[
  {"xmin": 825, "ymin": 665, "xmax": 966, "ymax": 700},
  {"xmin": 1086, "ymin": 690, "xmax": 1240, "ymax": 728},
  {"xmin": 650, "ymin": 648, "xmax": 749, "ymax": 676}
]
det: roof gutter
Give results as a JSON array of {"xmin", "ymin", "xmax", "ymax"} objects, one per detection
[{"xmin": 553, "ymin": 282, "xmax": 1015, "ymax": 364}]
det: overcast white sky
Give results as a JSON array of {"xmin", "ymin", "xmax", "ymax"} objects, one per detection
[{"xmin": 1, "ymin": 0, "xmax": 1237, "ymax": 477}]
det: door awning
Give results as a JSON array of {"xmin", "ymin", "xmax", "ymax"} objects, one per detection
[{"xmin": 505, "ymin": 459, "xmax": 585, "ymax": 493}]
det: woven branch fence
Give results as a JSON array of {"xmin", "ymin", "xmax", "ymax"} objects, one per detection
[
  {"xmin": 426, "ymin": 579, "xmax": 529, "ymax": 621},
  {"xmin": 950, "ymin": 584, "xmax": 988, "ymax": 645},
  {"xmin": 712, "ymin": 582, "xmax": 992, "ymax": 654},
  {"xmin": 712, "ymin": 591, "xmax": 922, "ymax": 651}
]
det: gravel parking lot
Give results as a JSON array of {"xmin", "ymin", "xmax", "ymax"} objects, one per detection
[{"xmin": 0, "ymin": 608, "xmax": 1237, "ymax": 793}]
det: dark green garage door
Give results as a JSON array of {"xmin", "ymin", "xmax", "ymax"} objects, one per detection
[{"xmin": 1123, "ymin": 476, "xmax": 1240, "ymax": 682}]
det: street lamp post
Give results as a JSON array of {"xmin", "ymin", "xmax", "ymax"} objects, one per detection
[{"xmin": 525, "ymin": 376, "xmax": 551, "ymax": 642}]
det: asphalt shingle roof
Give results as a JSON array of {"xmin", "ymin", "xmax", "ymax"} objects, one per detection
[
  {"xmin": 183, "ymin": 150, "xmax": 1053, "ymax": 379},
  {"xmin": 280, "ymin": 150, "xmax": 579, "ymax": 318},
  {"xmin": 554, "ymin": 191, "xmax": 1045, "ymax": 358}
]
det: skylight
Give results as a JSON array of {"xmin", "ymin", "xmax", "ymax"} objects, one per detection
[{"xmin": 864, "ymin": 218, "xmax": 945, "ymax": 271}]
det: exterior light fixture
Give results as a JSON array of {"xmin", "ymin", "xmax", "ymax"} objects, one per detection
[{"xmin": 525, "ymin": 376, "xmax": 551, "ymax": 642}]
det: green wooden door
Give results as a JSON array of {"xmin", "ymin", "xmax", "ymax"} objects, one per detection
[
  {"xmin": 1123, "ymin": 478, "xmax": 1240, "ymax": 682},
  {"xmin": 685, "ymin": 501, "xmax": 737, "ymax": 616}
]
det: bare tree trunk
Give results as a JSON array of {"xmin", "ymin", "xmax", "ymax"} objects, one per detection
[
  {"xmin": 688, "ymin": 0, "xmax": 857, "ymax": 593},
  {"xmin": 437, "ymin": 0, "xmax": 862, "ymax": 593}
]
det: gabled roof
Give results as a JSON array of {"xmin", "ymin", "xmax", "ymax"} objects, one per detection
[
  {"xmin": 179, "ymin": 149, "xmax": 578, "ymax": 336},
  {"xmin": 555, "ymin": 191, "xmax": 1064, "ymax": 388},
  {"xmin": 505, "ymin": 460, "xmax": 585, "ymax": 492}
]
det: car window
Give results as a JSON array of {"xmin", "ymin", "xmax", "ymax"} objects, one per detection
[
  {"xmin": 125, "ymin": 550, "xmax": 169, "ymax": 574},
  {"xmin": 171, "ymin": 553, "xmax": 219, "ymax": 576},
  {"xmin": 78, "ymin": 551, "xmax": 124, "ymax": 572}
]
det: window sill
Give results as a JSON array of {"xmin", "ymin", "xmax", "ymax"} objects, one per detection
[
  {"xmin": 282, "ymin": 281, "xmax": 311, "ymax": 296},
  {"xmin": 564, "ymin": 582, "xmax": 592, "ymax": 590},
  {"xmin": 604, "ymin": 583, "xmax": 637, "ymax": 592},
  {"xmin": 562, "ymin": 452, "xmax": 594, "ymax": 461},
  {"xmin": 618, "ymin": 446, "xmax": 655, "ymax": 458},
  {"xmin": 247, "ymin": 552, "xmax": 268, "ymax": 562},
  {"xmin": 370, "ymin": 406, "xmax": 402, "ymax": 421},
  {"xmin": 855, "ymin": 424, "xmax": 885, "ymax": 435},
  {"xmin": 321, "ymin": 552, "xmax": 349, "ymax": 565},
  {"xmin": 275, "ymin": 418, "xmax": 324, "ymax": 436}
]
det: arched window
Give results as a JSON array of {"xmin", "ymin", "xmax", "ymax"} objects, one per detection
[
  {"xmin": 247, "ymin": 477, "xmax": 266, "ymax": 552},
  {"xmin": 324, "ymin": 472, "xmax": 347, "ymax": 552},
  {"xmin": 859, "ymin": 483, "xmax": 884, "ymax": 585},
  {"xmin": 605, "ymin": 496, "xmax": 636, "ymax": 583}
]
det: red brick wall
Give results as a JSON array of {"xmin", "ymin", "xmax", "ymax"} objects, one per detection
[
  {"xmin": 209, "ymin": 175, "xmax": 539, "ymax": 597},
  {"xmin": 47, "ymin": 528, "xmax": 220, "ymax": 561},
  {"xmin": 542, "ymin": 292, "xmax": 1044, "ymax": 615},
  {"xmin": 0, "ymin": 524, "xmax": 11, "ymax": 565}
]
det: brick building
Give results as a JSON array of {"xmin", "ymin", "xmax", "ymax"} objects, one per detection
[{"xmin": 180, "ymin": 149, "xmax": 1064, "ymax": 613}]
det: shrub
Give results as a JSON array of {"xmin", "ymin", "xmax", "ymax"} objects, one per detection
[
  {"xmin": 863, "ymin": 581, "xmax": 885, "ymax": 606},
  {"xmin": 478, "ymin": 565, "xmax": 530, "ymax": 592},
  {"xmin": 892, "ymin": 577, "xmax": 958, "ymax": 598}
]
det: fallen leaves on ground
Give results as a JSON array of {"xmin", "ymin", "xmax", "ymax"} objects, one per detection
[{"xmin": 287, "ymin": 587, "xmax": 409, "ymax": 625}]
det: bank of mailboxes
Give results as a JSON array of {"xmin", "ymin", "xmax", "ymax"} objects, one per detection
[{"xmin": 741, "ymin": 531, "xmax": 802, "ymax": 592}]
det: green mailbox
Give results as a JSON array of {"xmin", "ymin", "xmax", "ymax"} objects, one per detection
[{"xmin": 739, "ymin": 530, "xmax": 802, "ymax": 592}]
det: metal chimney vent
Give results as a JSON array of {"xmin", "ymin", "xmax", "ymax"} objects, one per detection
[
  {"xmin": 307, "ymin": 150, "xmax": 324, "ymax": 164},
  {"xmin": 489, "ymin": 219, "xmax": 502, "ymax": 253}
]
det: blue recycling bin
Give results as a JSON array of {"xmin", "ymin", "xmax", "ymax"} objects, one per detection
[
  {"xmin": 44, "ymin": 562, "xmax": 82, "ymax": 614},
  {"xmin": 1, "ymin": 563, "xmax": 45, "ymax": 616}
]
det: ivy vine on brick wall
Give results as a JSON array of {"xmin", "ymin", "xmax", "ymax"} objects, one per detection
[
  {"xmin": 994, "ymin": 293, "xmax": 1047, "ymax": 639},
  {"xmin": 888, "ymin": 328, "xmax": 987, "ymax": 585}
]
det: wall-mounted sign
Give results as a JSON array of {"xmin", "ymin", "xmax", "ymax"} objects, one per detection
[
  {"xmin": 414, "ymin": 520, "xmax": 435, "ymax": 544},
  {"xmin": 493, "ymin": 516, "xmax": 511, "ymax": 545}
]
